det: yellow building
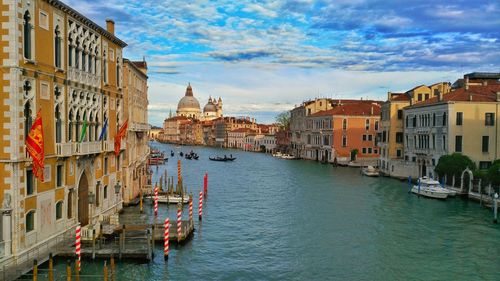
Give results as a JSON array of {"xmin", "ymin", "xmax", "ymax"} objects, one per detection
[
  {"xmin": 0, "ymin": 0, "xmax": 128, "ymax": 273},
  {"xmin": 404, "ymin": 83, "xmax": 500, "ymax": 178},
  {"xmin": 378, "ymin": 83, "xmax": 450, "ymax": 178},
  {"xmin": 122, "ymin": 59, "xmax": 149, "ymax": 204}
]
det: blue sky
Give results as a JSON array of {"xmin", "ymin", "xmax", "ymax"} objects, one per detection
[{"xmin": 64, "ymin": 0, "xmax": 500, "ymax": 126}]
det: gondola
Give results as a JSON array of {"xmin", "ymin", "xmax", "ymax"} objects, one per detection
[
  {"xmin": 180, "ymin": 152, "xmax": 184, "ymax": 157},
  {"xmin": 193, "ymin": 155, "xmax": 199, "ymax": 160},
  {"xmin": 209, "ymin": 156, "xmax": 236, "ymax": 162},
  {"xmin": 170, "ymin": 151, "xmax": 174, "ymax": 157},
  {"xmin": 185, "ymin": 154, "xmax": 192, "ymax": 160}
]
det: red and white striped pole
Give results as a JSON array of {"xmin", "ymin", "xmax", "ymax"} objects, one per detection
[
  {"xmin": 204, "ymin": 172, "xmax": 208, "ymax": 197},
  {"xmin": 198, "ymin": 191, "xmax": 203, "ymax": 221},
  {"xmin": 75, "ymin": 225, "xmax": 81, "ymax": 272},
  {"xmin": 189, "ymin": 195, "xmax": 193, "ymax": 223},
  {"xmin": 154, "ymin": 184, "xmax": 159, "ymax": 217},
  {"xmin": 164, "ymin": 217, "xmax": 169, "ymax": 259},
  {"xmin": 177, "ymin": 204, "xmax": 182, "ymax": 242}
]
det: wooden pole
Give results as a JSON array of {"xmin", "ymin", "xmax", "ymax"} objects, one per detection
[
  {"xmin": 32, "ymin": 259, "xmax": 38, "ymax": 281},
  {"xmin": 177, "ymin": 203, "xmax": 182, "ymax": 242},
  {"xmin": 164, "ymin": 217, "xmax": 170, "ymax": 260},
  {"xmin": 103, "ymin": 261, "xmax": 108, "ymax": 281},
  {"xmin": 66, "ymin": 260, "xmax": 72, "ymax": 281},
  {"xmin": 74, "ymin": 258, "xmax": 80, "ymax": 281},
  {"xmin": 494, "ymin": 193, "xmax": 498, "ymax": 223},
  {"xmin": 92, "ymin": 229, "xmax": 96, "ymax": 260},
  {"xmin": 48, "ymin": 253, "xmax": 54, "ymax": 281},
  {"xmin": 140, "ymin": 191, "xmax": 143, "ymax": 213},
  {"xmin": 204, "ymin": 172, "xmax": 208, "ymax": 197},
  {"xmin": 110, "ymin": 255, "xmax": 116, "ymax": 281}
]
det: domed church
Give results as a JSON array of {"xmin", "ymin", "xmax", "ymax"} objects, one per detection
[{"xmin": 176, "ymin": 83, "xmax": 223, "ymax": 121}]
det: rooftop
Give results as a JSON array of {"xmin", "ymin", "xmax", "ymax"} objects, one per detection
[{"xmin": 408, "ymin": 84, "xmax": 500, "ymax": 108}]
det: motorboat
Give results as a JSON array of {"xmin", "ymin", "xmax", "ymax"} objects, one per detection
[
  {"xmin": 411, "ymin": 177, "xmax": 449, "ymax": 199},
  {"xmin": 148, "ymin": 194, "xmax": 189, "ymax": 204},
  {"xmin": 362, "ymin": 166, "xmax": 379, "ymax": 177}
]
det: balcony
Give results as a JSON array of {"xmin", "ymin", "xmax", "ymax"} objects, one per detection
[
  {"xmin": 103, "ymin": 140, "xmax": 113, "ymax": 152},
  {"xmin": 68, "ymin": 67, "xmax": 100, "ymax": 88},
  {"xmin": 56, "ymin": 143, "xmax": 72, "ymax": 157},
  {"xmin": 130, "ymin": 122, "xmax": 150, "ymax": 132},
  {"xmin": 73, "ymin": 142, "xmax": 101, "ymax": 155}
]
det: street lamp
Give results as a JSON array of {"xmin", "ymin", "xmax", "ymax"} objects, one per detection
[
  {"xmin": 88, "ymin": 191, "xmax": 95, "ymax": 228},
  {"xmin": 114, "ymin": 181, "xmax": 121, "ymax": 214}
]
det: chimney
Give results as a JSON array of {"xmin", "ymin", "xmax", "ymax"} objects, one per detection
[
  {"xmin": 106, "ymin": 19, "xmax": 115, "ymax": 35},
  {"xmin": 370, "ymin": 106, "xmax": 373, "ymax": 115},
  {"xmin": 465, "ymin": 76, "xmax": 469, "ymax": 90},
  {"xmin": 437, "ymin": 90, "xmax": 442, "ymax": 102},
  {"xmin": 496, "ymin": 92, "xmax": 500, "ymax": 102},
  {"xmin": 469, "ymin": 93, "xmax": 473, "ymax": 101},
  {"xmin": 387, "ymin": 92, "xmax": 391, "ymax": 100}
]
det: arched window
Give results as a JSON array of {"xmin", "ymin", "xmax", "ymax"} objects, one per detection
[
  {"xmin": 26, "ymin": 210, "xmax": 35, "ymax": 232},
  {"xmin": 56, "ymin": 201, "xmax": 63, "ymax": 220},
  {"xmin": 103, "ymin": 185, "xmax": 108, "ymax": 199},
  {"xmin": 116, "ymin": 57, "xmax": 120, "ymax": 87},
  {"xmin": 95, "ymin": 117, "xmax": 100, "ymax": 141},
  {"xmin": 68, "ymin": 109, "xmax": 73, "ymax": 142},
  {"xmin": 433, "ymin": 113, "xmax": 436, "ymax": 127},
  {"xmin": 54, "ymin": 26, "xmax": 61, "ymax": 68},
  {"xmin": 68, "ymin": 37, "xmax": 73, "ymax": 67},
  {"xmin": 88, "ymin": 47, "xmax": 93, "ymax": 74},
  {"xmin": 75, "ymin": 39, "xmax": 80, "ymax": 69},
  {"xmin": 103, "ymin": 51, "xmax": 108, "ymax": 83},
  {"xmin": 67, "ymin": 190, "xmax": 73, "ymax": 219},
  {"xmin": 82, "ymin": 45, "xmax": 87, "ymax": 72},
  {"xmin": 75, "ymin": 110, "xmax": 81, "ymax": 142},
  {"xmin": 94, "ymin": 49, "xmax": 98, "ymax": 75},
  {"xmin": 24, "ymin": 102, "xmax": 32, "ymax": 140},
  {"xmin": 96, "ymin": 182, "xmax": 100, "ymax": 207},
  {"xmin": 55, "ymin": 104, "xmax": 62, "ymax": 143},
  {"xmin": 23, "ymin": 11, "xmax": 32, "ymax": 59},
  {"xmin": 442, "ymin": 112, "xmax": 447, "ymax": 126},
  {"xmin": 406, "ymin": 116, "xmax": 409, "ymax": 127},
  {"xmin": 342, "ymin": 119, "xmax": 347, "ymax": 130},
  {"xmin": 89, "ymin": 112, "xmax": 93, "ymax": 142}
]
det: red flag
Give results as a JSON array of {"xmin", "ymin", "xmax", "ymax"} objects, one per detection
[
  {"xmin": 114, "ymin": 120, "xmax": 128, "ymax": 156},
  {"xmin": 25, "ymin": 110, "xmax": 44, "ymax": 182}
]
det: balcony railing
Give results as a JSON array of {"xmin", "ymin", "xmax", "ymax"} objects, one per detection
[
  {"xmin": 56, "ymin": 143, "xmax": 72, "ymax": 157},
  {"xmin": 103, "ymin": 140, "xmax": 113, "ymax": 152},
  {"xmin": 73, "ymin": 142, "xmax": 101, "ymax": 155},
  {"xmin": 130, "ymin": 122, "xmax": 150, "ymax": 132}
]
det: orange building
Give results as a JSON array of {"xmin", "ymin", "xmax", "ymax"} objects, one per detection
[{"xmin": 331, "ymin": 102, "xmax": 381, "ymax": 165}]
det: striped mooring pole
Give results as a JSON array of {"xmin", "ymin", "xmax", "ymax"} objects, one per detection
[
  {"xmin": 204, "ymin": 172, "xmax": 208, "ymax": 197},
  {"xmin": 189, "ymin": 195, "xmax": 193, "ymax": 222},
  {"xmin": 177, "ymin": 203, "xmax": 182, "ymax": 242},
  {"xmin": 177, "ymin": 159, "xmax": 181, "ymax": 185},
  {"xmin": 164, "ymin": 217, "xmax": 170, "ymax": 259},
  {"xmin": 154, "ymin": 184, "xmax": 159, "ymax": 217},
  {"xmin": 75, "ymin": 225, "xmax": 81, "ymax": 272},
  {"xmin": 198, "ymin": 191, "xmax": 203, "ymax": 221}
]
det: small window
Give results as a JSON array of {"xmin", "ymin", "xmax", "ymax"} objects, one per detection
[
  {"xmin": 456, "ymin": 112, "xmax": 463, "ymax": 126},
  {"xmin": 104, "ymin": 157, "xmax": 108, "ymax": 175},
  {"xmin": 396, "ymin": 132, "xmax": 403, "ymax": 143},
  {"xmin": 362, "ymin": 148, "xmax": 366, "ymax": 154},
  {"xmin": 374, "ymin": 149, "xmax": 378, "ymax": 154},
  {"xmin": 482, "ymin": 136, "xmax": 489, "ymax": 153},
  {"xmin": 368, "ymin": 147, "xmax": 372, "ymax": 154},
  {"xmin": 104, "ymin": 185, "xmax": 108, "ymax": 199},
  {"xmin": 67, "ymin": 190, "xmax": 73, "ymax": 218},
  {"xmin": 396, "ymin": 149, "xmax": 402, "ymax": 158},
  {"xmin": 455, "ymin": 135, "xmax": 462, "ymax": 152},
  {"xmin": 56, "ymin": 164, "xmax": 63, "ymax": 187},
  {"xmin": 479, "ymin": 161, "xmax": 492, "ymax": 170},
  {"xmin": 417, "ymin": 94, "xmax": 422, "ymax": 101},
  {"xmin": 56, "ymin": 201, "xmax": 63, "ymax": 220},
  {"xmin": 397, "ymin": 110, "xmax": 403, "ymax": 120},
  {"xmin": 374, "ymin": 121, "xmax": 379, "ymax": 131},
  {"xmin": 26, "ymin": 211, "xmax": 35, "ymax": 232},
  {"xmin": 432, "ymin": 159, "xmax": 436, "ymax": 166},
  {"xmin": 485, "ymin": 113, "xmax": 495, "ymax": 126},
  {"xmin": 342, "ymin": 135, "xmax": 347, "ymax": 147},
  {"xmin": 343, "ymin": 119, "xmax": 347, "ymax": 130},
  {"xmin": 368, "ymin": 135, "xmax": 373, "ymax": 141},
  {"xmin": 424, "ymin": 94, "xmax": 429, "ymax": 100},
  {"xmin": 412, "ymin": 156, "xmax": 416, "ymax": 162},
  {"xmin": 442, "ymin": 112, "xmax": 447, "ymax": 126},
  {"xmin": 26, "ymin": 169, "xmax": 34, "ymax": 195},
  {"xmin": 362, "ymin": 135, "xmax": 367, "ymax": 141},
  {"xmin": 365, "ymin": 119, "xmax": 370, "ymax": 130},
  {"xmin": 405, "ymin": 155, "xmax": 409, "ymax": 161}
]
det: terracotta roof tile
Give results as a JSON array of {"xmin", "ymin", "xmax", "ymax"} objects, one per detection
[
  {"xmin": 311, "ymin": 102, "xmax": 381, "ymax": 117},
  {"xmin": 409, "ymin": 84, "xmax": 500, "ymax": 107}
]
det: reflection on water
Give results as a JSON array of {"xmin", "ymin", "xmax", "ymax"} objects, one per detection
[{"xmin": 46, "ymin": 142, "xmax": 499, "ymax": 281}]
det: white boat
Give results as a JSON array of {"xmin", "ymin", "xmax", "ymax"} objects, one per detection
[
  {"xmin": 411, "ymin": 177, "xmax": 449, "ymax": 199},
  {"xmin": 362, "ymin": 166, "xmax": 379, "ymax": 177},
  {"xmin": 272, "ymin": 152, "xmax": 283, "ymax": 157},
  {"xmin": 148, "ymin": 194, "xmax": 189, "ymax": 204}
]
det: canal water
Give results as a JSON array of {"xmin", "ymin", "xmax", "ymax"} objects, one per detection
[{"xmin": 44, "ymin": 142, "xmax": 499, "ymax": 280}]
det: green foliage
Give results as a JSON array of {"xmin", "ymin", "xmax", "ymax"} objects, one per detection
[
  {"xmin": 487, "ymin": 160, "xmax": 500, "ymax": 186},
  {"xmin": 275, "ymin": 111, "xmax": 291, "ymax": 130},
  {"xmin": 435, "ymin": 153, "xmax": 476, "ymax": 178}
]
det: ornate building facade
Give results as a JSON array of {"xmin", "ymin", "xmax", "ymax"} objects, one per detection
[{"xmin": 0, "ymin": 1, "xmax": 139, "ymax": 276}]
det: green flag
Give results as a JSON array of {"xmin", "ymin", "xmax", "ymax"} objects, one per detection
[{"xmin": 79, "ymin": 120, "xmax": 88, "ymax": 143}]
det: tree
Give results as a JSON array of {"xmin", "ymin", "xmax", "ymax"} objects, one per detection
[
  {"xmin": 435, "ymin": 153, "xmax": 476, "ymax": 180},
  {"xmin": 275, "ymin": 111, "xmax": 291, "ymax": 130},
  {"xmin": 487, "ymin": 160, "xmax": 500, "ymax": 186}
]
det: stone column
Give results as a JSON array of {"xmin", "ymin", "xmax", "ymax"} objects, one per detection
[{"xmin": 2, "ymin": 209, "xmax": 12, "ymax": 257}]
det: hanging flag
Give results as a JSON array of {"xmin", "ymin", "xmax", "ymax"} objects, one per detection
[
  {"xmin": 79, "ymin": 119, "xmax": 88, "ymax": 143},
  {"xmin": 98, "ymin": 118, "xmax": 108, "ymax": 141},
  {"xmin": 25, "ymin": 110, "xmax": 45, "ymax": 182},
  {"xmin": 114, "ymin": 120, "xmax": 129, "ymax": 156}
]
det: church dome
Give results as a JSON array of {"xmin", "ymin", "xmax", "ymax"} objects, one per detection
[
  {"xmin": 177, "ymin": 83, "xmax": 200, "ymax": 111},
  {"xmin": 203, "ymin": 98, "xmax": 217, "ymax": 113}
]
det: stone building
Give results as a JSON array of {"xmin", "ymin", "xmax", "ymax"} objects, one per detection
[{"xmin": 0, "ymin": 0, "xmax": 131, "ymax": 274}]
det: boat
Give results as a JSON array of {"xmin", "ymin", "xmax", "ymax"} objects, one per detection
[
  {"xmin": 148, "ymin": 149, "xmax": 166, "ymax": 165},
  {"xmin": 411, "ymin": 177, "xmax": 449, "ymax": 199},
  {"xmin": 185, "ymin": 154, "xmax": 192, "ymax": 160},
  {"xmin": 170, "ymin": 151, "xmax": 174, "ymax": 157},
  {"xmin": 180, "ymin": 152, "xmax": 184, "ymax": 157},
  {"xmin": 147, "ymin": 194, "xmax": 189, "ymax": 204},
  {"xmin": 209, "ymin": 156, "xmax": 236, "ymax": 162},
  {"xmin": 193, "ymin": 155, "xmax": 199, "ymax": 160},
  {"xmin": 362, "ymin": 166, "xmax": 379, "ymax": 177}
]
